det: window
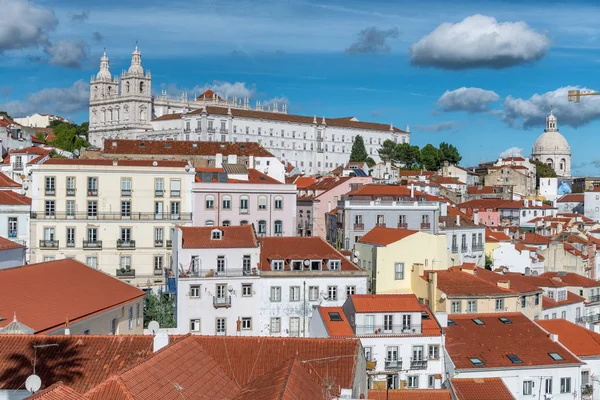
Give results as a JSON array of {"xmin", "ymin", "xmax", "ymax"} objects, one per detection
[
  {"xmin": 270, "ymin": 286, "xmax": 281, "ymax": 302},
  {"xmin": 86, "ymin": 256, "xmax": 98, "ymax": 269},
  {"xmin": 428, "ymin": 345, "xmax": 439, "ymax": 360},
  {"xmin": 274, "ymin": 196, "xmax": 283, "ymax": 209},
  {"xmin": 87, "ymin": 200, "xmax": 97, "ymax": 217},
  {"xmin": 128, "ymin": 307, "xmax": 133, "ymax": 330},
  {"xmin": 66, "ymin": 200, "xmax": 75, "ymax": 217},
  {"xmin": 451, "ymin": 301, "xmax": 462, "ymax": 313},
  {"xmin": 170, "ymin": 179, "xmax": 181, "ymax": 197},
  {"xmin": 383, "ymin": 315, "xmax": 393, "ymax": 331},
  {"xmin": 535, "ymin": 293, "xmax": 540, "ymax": 305},
  {"xmin": 560, "ymin": 377, "xmax": 571, "ymax": 393},
  {"xmin": 170, "ymin": 201, "xmax": 180, "ymax": 219},
  {"xmin": 271, "ymin": 260, "xmax": 283, "ymax": 271},
  {"xmin": 110, "ymin": 318, "xmax": 117, "ymax": 335},
  {"xmin": 155, "ymin": 178, "xmax": 164, "ymax": 196},
  {"xmin": 258, "ymin": 220, "xmax": 266, "ymax": 234},
  {"xmin": 7, "ymin": 217, "xmax": 17, "ymax": 238},
  {"xmin": 309, "ymin": 286, "xmax": 319, "ymax": 301},
  {"xmin": 240, "ymin": 196, "xmax": 249, "ymax": 213},
  {"xmin": 508, "ymin": 354, "xmax": 523, "ymax": 364},
  {"xmin": 222, "ymin": 195, "xmax": 231, "ymax": 209},
  {"xmin": 274, "ymin": 220, "xmax": 282, "ymax": 234},
  {"xmin": 523, "ymin": 380, "xmax": 533, "ymax": 395},
  {"xmin": 467, "ymin": 300, "xmax": 477, "ymax": 312},
  {"xmin": 327, "ymin": 286, "xmax": 337, "ymax": 301},
  {"xmin": 241, "ymin": 317, "xmax": 252, "ymax": 330},
  {"xmin": 290, "ymin": 286, "xmax": 300, "ymax": 302},
  {"xmin": 258, "ymin": 196, "xmax": 267, "ymax": 210},
  {"xmin": 120, "ymin": 256, "xmax": 131, "ymax": 270},
  {"xmin": 557, "ymin": 290, "xmax": 566, "ymax": 301},
  {"xmin": 45, "ymin": 200, "xmax": 55, "ymax": 217},
  {"xmin": 190, "ymin": 319, "xmax": 201, "ymax": 332},
  {"xmin": 499, "ymin": 317, "xmax": 512, "ymax": 324},
  {"xmin": 289, "ymin": 317, "xmax": 300, "ymax": 337},
  {"xmin": 469, "ymin": 357, "xmax": 484, "ymax": 366},
  {"xmin": 270, "ymin": 317, "xmax": 281, "ymax": 333},
  {"xmin": 394, "ymin": 262, "xmax": 404, "ymax": 280},
  {"xmin": 346, "ymin": 286, "xmax": 356, "ymax": 297},
  {"xmin": 190, "ymin": 285, "xmax": 200, "ymax": 298},
  {"xmin": 242, "ymin": 284, "xmax": 252, "ymax": 297},
  {"xmin": 403, "ymin": 314, "xmax": 412, "ymax": 330},
  {"xmin": 212, "ymin": 230, "xmax": 222, "ymax": 240},
  {"xmin": 428, "ymin": 375, "xmax": 435, "ymax": 389},
  {"xmin": 216, "ymin": 255, "xmax": 226, "ymax": 272},
  {"xmin": 45, "ymin": 176, "xmax": 56, "ymax": 195},
  {"xmin": 87, "ymin": 177, "xmax": 98, "ymax": 195},
  {"xmin": 495, "ymin": 298, "xmax": 504, "ymax": 311},
  {"xmin": 121, "ymin": 177, "xmax": 132, "ymax": 196},
  {"xmin": 121, "ymin": 201, "xmax": 131, "ymax": 217},
  {"xmin": 407, "ymin": 376, "xmax": 419, "ymax": 389},
  {"xmin": 549, "ymin": 352, "xmax": 564, "ymax": 361},
  {"xmin": 561, "ymin": 310, "xmax": 566, "ymax": 319},
  {"xmin": 328, "ymin": 260, "xmax": 341, "ymax": 270},
  {"xmin": 120, "ymin": 227, "xmax": 132, "ymax": 242},
  {"xmin": 216, "ymin": 318, "xmax": 226, "ymax": 336},
  {"xmin": 521, "ymin": 296, "xmax": 526, "ymax": 308},
  {"xmin": 545, "ymin": 379, "xmax": 552, "ymax": 394},
  {"xmin": 66, "ymin": 227, "xmax": 75, "ymax": 247}
]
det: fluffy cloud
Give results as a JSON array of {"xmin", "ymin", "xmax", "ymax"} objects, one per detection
[
  {"xmin": 71, "ymin": 11, "xmax": 89, "ymax": 22},
  {"xmin": 0, "ymin": 0, "xmax": 57, "ymax": 51},
  {"xmin": 437, "ymin": 87, "xmax": 500, "ymax": 113},
  {"xmin": 413, "ymin": 121, "xmax": 457, "ymax": 132},
  {"xmin": 159, "ymin": 81, "xmax": 256, "ymax": 101},
  {"xmin": 346, "ymin": 26, "xmax": 399, "ymax": 54},
  {"xmin": 503, "ymin": 86, "xmax": 600, "ymax": 128},
  {"xmin": 261, "ymin": 97, "xmax": 289, "ymax": 109},
  {"xmin": 499, "ymin": 147, "xmax": 524, "ymax": 158},
  {"xmin": 410, "ymin": 15, "xmax": 550, "ymax": 69},
  {"xmin": 43, "ymin": 39, "xmax": 88, "ymax": 68},
  {"xmin": 0, "ymin": 80, "xmax": 89, "ymax": 117}
]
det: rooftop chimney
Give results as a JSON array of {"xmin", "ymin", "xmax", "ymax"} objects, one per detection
[
  {"xmin": 456, "ymin": 215, "xmax": 460, "ymax": 226},
  {"xmin": 550, "ymin": 333, "xmax": 559, "ymax": 342},
  {"xmin": 153, "ymin": 331, "xmax": 170, "ymax": 352}
]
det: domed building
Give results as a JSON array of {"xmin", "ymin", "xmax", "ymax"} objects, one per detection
[{"xmin": 532, "ymin": 111, "xmax": 571, "ymax": 177}]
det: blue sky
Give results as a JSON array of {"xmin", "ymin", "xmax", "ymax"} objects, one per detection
[{"xmin": 2, "ymin": 0, "xmax": 600, "ymax": 174}]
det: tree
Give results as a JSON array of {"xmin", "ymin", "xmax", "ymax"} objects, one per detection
[
  {"xmin": 532, "ymin": 159, "xmax": 557, "ymax": 188},
  {"xmin": 420, "ymin": 144, "xmax": 441, "ymax": 171},
  {"xmin": 485, "ymin": 254, "xmax": 493, "ymax": 270},
  {"xmin": 349, "ymin": 135, "xmax": 368, "ymax": 162},
  {"xmin": 144, "ymin": 291, "xmax": 176, "ymax": 329},
  {"xmin": 377, "ymin": 139, "xmax": 397, "ymax": 163},
  {"xmin": 50, "ymin": 122, "xmax": 89, "ymax": 153},
  {"xmin": 396, "ymin": 143, "xmax": 421, "ymax": 169},
  {"xmin": 439, "ymin": 142, "xmax": 462, "ymax": 165},
  {"xmin": 365, "ymin": 157, "xmax": 376, "ymax": 168}
]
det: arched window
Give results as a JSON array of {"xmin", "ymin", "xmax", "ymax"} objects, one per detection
[
  {"xmin": 205, "ymin": 220, "xmax": 214, "ymax": 226},
  {"xmin": 258, "ymin": 220, "xmax": 266, "ymax": 234},
  {"xmin": 560, "ymin": 158, "xmax": 566, "ymax": 171},
  {"xmin": 546, "ymin": 158, "xmax": 554, "ymax": 168},
  {"xmin": 94, "ymin": 85, "xmax": 98, "ymax": 99},
  {"xmin": 107, "ymin": 108, "xmax": 112, "ymax": 121},
  {"xmin": 140, "ymin": 107, "xmax": 146, "ymax": 121},
  {"xmin": 222, "ymin": 195, "xmax": 232, "ymax": 210},
  {"xmin": 258, "ymin": 196, "xmax": 267, "ymax": 210},
  {"xmin": 114, "ymin": 107, "xmax": 119, "ymax": 121},
  {"xmin": 140, "ymin": 81, "xmax": 144, "ymax": 93},
  {"xmin": 222, "ymin": 220, "xmax": 231, "ymax": 226},
  {"xmin": 123, "ymin": 106, "xmax": 129, "ymax": 121},
  {"xmin": 240, "ymin": 196, "xmax": 249, "ymax": 213},
  {"xmin": 274, "ymin": 196, "xmax": 283, "ymax": 210},
  {"xmin": 274, "ymin": 220, "xmax": 283, "ymax": 234},
  {"xmin": 205, "ymin": 195, "xmax": 215, "ymax": 209},
  {"xmin": 107, "ymin": 86, "xmax": 112, "ymax": 96},
  {"xmin": 126, "ymin": 82, "xmax": 130, "ymax": 93}
]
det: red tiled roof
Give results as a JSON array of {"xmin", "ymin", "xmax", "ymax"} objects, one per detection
[
  {"xmin": 0, "ymin": 259, "xmax": 146, "ymax": 334},
  {"xmin": 453, "ymin": 265, "xmax": 541, "ymax": 294},
  {"xmin": 433, "ymin": 176, "xmax": 466, "ymax": 185},
  {"xmin": 318, "ymin": 307, "xmax": 355, "ymax": 337},
  {"xmin": 0, "ymin": 190, "xmax": 31, "ymax": 205},
  {"xmin": 258, "ymin": 237, "xmax": 360, "ymax": 272},
  {"xmin": 503, "ymin": 272, "xmax": 569, "ymax": 288},
  {"xmin": 0, "ymin": 235, "xmax": 25, "ymax": 250},
  {"xmin": 346, "ymin": 184, "xmax": 439, "ymax": 201},
  {"xmin": 304, "ymin": 176, "xmax": 351, "ymax": 193},
  {"xmin": 358, "ymin": 227, "xmax": 418, "ymax": 246},
  {"xmin": 180, "ymin": 225, "xmax": 258, "ymax": 249},
  {"xmin": 485, "ymin": 228, "xmax": 511, "ymax": 242},
  {"xmin": 422, "ymin": 268, "xmax": 527, "ymax": 296},
  {"xmin": 7, "ymin": 146, "xmax": 50, "ymax": 156},
  {"xmin": 536, "ymin": 319, "xmax": 600, "ymax": 357},
  {"xmin": 195, "ymin": 168, "xmax": 281, "ymax": 184},
  {"xmin": 0, "ymin": 173, "xmax": 20, "ymax": 188},
  {"xmin": 441, "ymin": 206, "xmax": 479, "ymax": 228},
  {"xmin": 399, "ymin": 170, "xmax": 435, "ymax": 177},
  {"xmin": 42, "ymin": 158, "xmax": 189, "ymax": 168},
  {"xmin": 450, "ymin": 378, "xmax": 514, "ymax": 400},
  {"xmin": 101, "ymin": 139, "xmax": 274, "ymax": 157},
  {"xmin": 369, "ymin": 389, "xmax": 452, "ymax": 400},
  {"xmin": 540, "ymin": 271, "xmax": 600, "ymax": 288},
  {"xmin": 521, "ymin": 233, "xmax": 551, "ymax": 245},
  {"xmin": 350, "ymin": 294, "xmax": 422, "ymax": 313},
  {"xmin": 0, "ymin": 335, "xmax": 154, "ymax": 393},
  {"xmin": 467, "ymin": 185, "xmax": 505, "ymax": 195},
  {"xmin": 27, "ymin": 382, "xmax": 86, "ymax": 400},
  {"xmin": 293, "ymin": 176, "xmax": 316, "ymax": 189},
  {"xmin": 557, "ymin": 193, "xmax": 584, "ymax": 203},
  {"xmin": 445, "ymin": 313, "xmax": 581, "ymax": 370},
  {"xmin": 542, "ymin": 291, "xmax": 585, "ymax": 310}
]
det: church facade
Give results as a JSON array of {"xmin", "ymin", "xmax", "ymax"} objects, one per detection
[
  {"xmin": 88, "ymin": 46, "xmax": 410, "ymax": 175},
  {"xmin": 531, "ymin": 111, "xmax": 571, "ymax": 177}
]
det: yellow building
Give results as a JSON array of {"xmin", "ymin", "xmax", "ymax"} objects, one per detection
[
  {"xmin": 354, "ymin": 227, "xmax": 452, "ymax": 294},
  {"xmin": 411, "ymin": 264, "xmax": 543, "ymax": 320}
]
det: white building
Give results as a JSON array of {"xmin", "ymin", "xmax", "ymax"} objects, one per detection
[
  {"xmin": 585, "ymin": 187, "xmax": 600, "ymax": 222},
  {"xmin": 311, "ymin": 294, "xmax": 446, "ymax": 391},
  {"xmin": 492, "ymin": 242, "xmax": 544, "ymax": 275},
  {"xmin": 28, "ymin": 158, "xmax": 195, "ymax": 287},
  {"xmin": 87, "ymin": 47, "xmax": 410, "ymax": 175},
  {"xmin": 445, "ymin": 312, "xmax": 583, "ymax": 400},
  {"xmin": 532, "ymin": 111, "xmax": 571, "ymax": 177},
  {"xmin": 0, "ymin": 190, "xmax": 31, "ymax": 260},
  {"xmin": 13, "ymin": 113, "xmax": 68, "ymax": 128},
  {"xmin": 440, "ymin": 207, "xmax": 486, "ymax": 267}
]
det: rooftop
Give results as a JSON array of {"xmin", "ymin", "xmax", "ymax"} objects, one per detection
[
  {"xmin": 542, "ymin": 291, "xmax": 586, "ymax": 310},
  {"xmin": 0, "ymin": 190, "xmax": 31, "ymax": 206},
  {"xmin": 450, "ymin": 378, "xmax": 514, "ymax": 400},
  {"xmin": 41, "ymin": 158, "xmax": 189, "ymax": 168},
  {"xmin": 466, "ymin": 185, "xmax": 505, "ymax": 195},
  {"xmin": 195, "ymin": 167, "xmax": 281, "ymax": 184},
  {"xmin": 539, "ymin": 271, "xmax": 600, "ymax": 288},
  {"xmin": 536, "ymin": 319, "xmax": 600, "ymax": 357},
  {"xmin": 0, "ymin": 259, "xmax": 146, "ymax": 334},
  {"xmin": 455, "ymin": 264, "xmax": 541, "ymax": 294},
  {"xmin": 101, "ymin": 139, "xmax": 275, "ymax": 157},
  {"xmin": 0, "ymin": 235, "xmax": 25, "ymax": 250},
  {"xmin": 350, "ymin": 294, "xmax": 422, "ymax": 313},
  {"xmin": 369, "ymin": 389, "xmax": 452, "ymax": 400},
  {"xmin": 445, "ymin": 313, "xmax": 581, "ymax": 370},
  {"xmin": 0, "ymin": 173, "xmax": 21, "ymax": 188},
  {"xmin": 180, "ymin": 225, "xmax": 258, "ymax": 249},
  {"xmin": 557, "ymin": 193, "xmax": 584, "ymax": 203},
  {"xmin": 520, "ymin": 233, "xmax": 552, "ymax": 245},
  {"xmin": 358, "ymin": 227, "xmax": 419, "ymax": 246}
]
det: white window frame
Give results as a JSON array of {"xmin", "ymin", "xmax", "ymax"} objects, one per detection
[
  {"xmin": 190, "ymin": 285, "xmax": 201, "ymax": 298},
  {"xmin": 394, "ymin": 262, "xmax": 404, "ymax": 280},
  {"xmin": 190, "ymin": 319, "xmax": 201, "ymax": 332}
]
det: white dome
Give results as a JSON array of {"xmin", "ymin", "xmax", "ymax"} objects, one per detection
[
  {"xmin": 533, "ymin": 130, "xmax": 570, "ymax": 155},
  {"xmin": 127, "ymin": 64, "xmax": 144, "ymax": 75}
]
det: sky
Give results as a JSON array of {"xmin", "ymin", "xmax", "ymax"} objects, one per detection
[{"xmin": 2, "ymin": 0, "xmax": 600, "ymax": 174}]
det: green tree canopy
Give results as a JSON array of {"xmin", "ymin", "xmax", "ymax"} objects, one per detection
[
  {"xmin": 532, "ymin": 159, "xmax": 557, "ymax": 188},
  {"xmin": 420, "ymin": 144, "xmax": 441, "ymax": 171},
  {"xmin": 349, "ymin": 135, "xmax": 368, "ymax": 162},
  {"xmin": 365, "ymin": 157, "xmax": 376, "ymax": 168},
  {"xmin": 397, "ymin": 143, "xmax": 421, "ymax": 169},
  {"xmin": 377, "ymin": 139, "xmax": 397, "ymax": 163},
  {"xmin": 143, "ymin": 292, "xmax": 176, "ymax": 329},
  {"xmin": 50, "ymin": 121, "xmax": 89, "ymax": 153},
  {"xmin": 439, "ymin": 142, "xmax": 462, "ymax": 164}
]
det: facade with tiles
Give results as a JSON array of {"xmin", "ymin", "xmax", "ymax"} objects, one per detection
[{"xmin": 28, "ymin": 158, "xmax": 195, "ymax": 288}]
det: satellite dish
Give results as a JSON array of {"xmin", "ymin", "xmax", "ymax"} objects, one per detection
[
  {"xmin": 25, "ymin": 374, "xmax": 41, "ymax": 393},
  {"xmin": 353, "ymin": 257, "xmax": 359, "ymax": 263},
  {"xmin": 73, "ymin": 149, "xmax": 80, "ymax": 157},
  {"xmin": 148, "ymin": 321, "xmax": 160, "ymax": 334},
  {"xmin": 185, "ymin": 165, "xmax": 190, "ymax": 172},
  {"xmin": 152, "ymin": 161, "xmax": 158, "ymax": 167},
  {"xmin": 354, "ymin": 250, "xmax": 360, "ymax": 257}
]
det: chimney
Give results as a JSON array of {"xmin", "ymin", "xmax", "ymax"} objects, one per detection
[
  {"xmin": 410, "ymin": 184, "xmax": 415, "ymax": 198},
  {"xmin": 64, "ymin": 316, "xmax": 70, "ymax": 336},
  {"xmin": 473, "ymin": 212, "xmax": 479, "ymax": 225},
  {"xmin": 550, "ymin": 333, "xmax": 559, "ymax": 342},
  {"xmin": 153, "ymin": 331, "xmax": 170, "ymax": 352},
  {"xmin": 456, "ymin": 215, "xmax": 460, "ymax": 226}
]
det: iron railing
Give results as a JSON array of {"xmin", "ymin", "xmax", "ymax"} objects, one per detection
[
  {"xmin": 355, "ymin": 324, "xmax": 420, "ymax": 335},
  {"xmin": 384, "ymin": 359, "xmax": 402, "ymax": 369},
  {"xmin": 31, "ymin": 212, "xmax": 192, "ymax": 221},
  {"xmin": 83, "ymin": 240, "xmax": 102, "ymax": 249},
  {"xmin": 213, "ymin": 296, "xmax": 232, "ymax": 308},
  {"xmin": 117, "ymin": 239, "xmax": 136, "ymax": 249},
  {"xmin": 410, "ymin": 358, "xmax": 428, "ymax": 369},
  {"xmin": 116, "ymin": 269, "xmax": 135, "ymax": 277},
  {"xmin": 39, "ymin": 240, "xmax": 58, "ymax": 249}
]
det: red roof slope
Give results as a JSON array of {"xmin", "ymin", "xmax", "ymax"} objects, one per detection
[
  {"xmin": 369, "ymin": 389, "xmax": 452, "ymax": 400},
  {"xmin": 521, "ymin": 233, "xmax": 551, "ymax": 245},
  {"xmin": 27, "ymin": 382, "xmax": 86, "ymax": 400},
  {"xmin": 0, "ymin": 235, "xmax": 25, "ymax": 250},
  {"xmin": 540, "ymin": 271, "xmax": 600, "ymax": 288},
  {"xmin": 102, "ymin": 139, "xmax": 274, "ymax": 157},
  {"xmin": 536, "ymin": 319, "xmax": 600, "ymax": 357},
  {"xmin": 358, "ymin": 227, "xmax": 418, "ymax": 246},
  {"xmin": 422, "ymin": 268, "xmax": 525, "ymax": 296},
  {"xmin": 451, "ymin": 378, "xmax": 514, "ymax": 400},
  {"xmin": 0, "ymin": 335, "xmax": 154, "ymax": 393},
  {"xmin": 557, "ymin": 193, "xmax": 584, "ymax": 203},
  {"xmin": 0, "ymin": 173, "xmax": 21, "ymax": 188},
  {"xmin": 542, "ymin": 291, "xmax": 585, "ymax": 310},
  {"xmin": 445, "ymin": 313, "xmax": 581, "ymax": 370},
  {"xmin": 351, "ymin": 294, "xmax": 422, "ymax": 313},
  {"xmin": 0, "ymin": 190, "xmax": 31, "ymax": 205},
  {"xmin": 180, "ymin": 225, "xmax": 258, "ymax": 249},
  {"xmin": 318, "ymin": 307, "xmax": 355, "ymax": 337},
  {"xmin": 0, "ymin": 259, "xmax": 146, "ymax": 333}
]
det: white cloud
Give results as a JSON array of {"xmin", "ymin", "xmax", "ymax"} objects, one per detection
[
  {"xmin": 503, "ymin": 86, "xmax": 600, "ymax": 128},
  {"xmin": 437, "ymin": 87, "xmax": 500, "ymax": 113},
  {"xmin": 44, "ymin": 39, "xmax": 88, "ymax": 68},
  {"xmin": 0, "ymin": 0, "xmax": 57, "ymax": 52},
  {"xmin": 346, "ymin": 26, "xmax": 399, "ymax": 54},
  {"xmin": 410, "ymin": 15, "xmax": 550, "ymax": 69},
  {"xmin": 260, "ymin": 97, "xmax": 289, "ymax": 110},
  {"xmin": 160, "ymin": 81, "xmax": 256, "ymax": 101},
  {"xmin": 0, "ymin": 80, "xmax": 89, "ymax": 117},
  {"xmin": 499, "ymin": 147, "xmax": 524, "ymax": 158}
]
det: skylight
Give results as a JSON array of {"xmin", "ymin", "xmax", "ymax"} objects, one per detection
[
  {"xmin": 329, "ymin": 312, "xmax": 342, "ymax": 321},
  {"xmin": 499, "ymin": 317, "xmax": 512, "ymax": 324},
  {"xmin": 469, "ymin": 358, "xmax": 484, "ymax": 366},
  {"xmin": 447, "ymin": 319, "xmax": 456, "ymax": 326},
  {"xmin": 507, "ymin": 354, "xmax": 523, "ymax": 364},
  {"xmin": 549, "ymin": 352, "xmax": 564, "ymax": 361},
  {"xmin": 472, "ymin": 318, "xmax": 485, "ymax": 325}
]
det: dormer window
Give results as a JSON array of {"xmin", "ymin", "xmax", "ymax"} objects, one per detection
[
  {"xmin": 328, "ymin": 260, "xmax": 341, "ymax": 270},
  {"xmin": 311, "ymin": 260, "xmax": 322, "ymax": 271},
  {"xmin": 271, "ymin": 260, "xmax": 284, "ymax": 271},
  {"xmin": 211, "ymin": 229, "xmax": 222, "ymax": 240},
  {"xmin": 291, "ymin": 260, "xmax": 303, "ymax": 271}
]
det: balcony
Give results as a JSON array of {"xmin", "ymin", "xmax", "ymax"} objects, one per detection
[
  {"xmin": 355, "ymin": 324, "xmax": 420, "ymax": 336},
  {"xmin": 154, "ymin": 240, "xmax": 164, "ymax": 247},
  {"xmin": 354, "ymin": 223, "xmax": 364, "ymax": 231},
  {"xmin": 473, "ymin": 244, "xmax": 484, "ymax": 252},
  {"xmin": 586, "ymin": 314, "xmax": 600, "ymax": 323},
  {"xmin": 155, "ymin": 189, "xmax": 164, "ymax": 197},
  {"xmin": 213, "ymin": 296, "xmax": 232, "ymax": 308},
  {"xmin": 154, "ymin": 268, "xmax": 163, "ymax": 276},
  {"xmin": 451, "ymin": 246, "xmax": 458, "ymax": 253},
  {"xmin": 182, "ymin": 268, "xmax": 260, "ymax": 278},
  {"xmin": 117, "ymin": 239, "xmax": 136, "ymax": 249},
  {"xmin": 376, "ymin": 222, "xmax": 386, "ymax": 228},
  {"xmin": 410, "ymin": 359, "xmax": 428, "ymax": 370},
  {"xmin": 8, "ymin": 231, "xmax": 17, "ymax": 239},
  {"xmin": 384, "ymin": 359, "xmax": 402, "ymax": 370},
  {"xmin": 116, "ymin": 268, "xmax": 135, "ymax": 277},
  {"xmin": 45, "ymin": 188, "xmax": 55, "ymax": 196},
  {"xmin": 12, "ymin": 164, "xmax": 23, "ymax": 171},
  {"xmin": 420, "ymin": 222, "xmax": 431, "ymax": 230},
  {"xmin": 397, "ymin": 222, "xmax": 408, "ymax": 229},
  {"xmin": 83, "ymin": 240, "xmax": 102, "ymax": 249},
  {"xmin": 121, "ymin": 189, "xmax": 132, "ymax": 197},
  {"xmin": 316, "ymin": 135, "xmax": 323, "ymax": 142},
  {"xmin": 582, "ymin": 385, "xmax": 593, "ymax": 396},
  {"xmin": 240, "ymin": 208, "xmax": 249, "ymax": 214},
  {"xmin": 66, "ymin": 188, "xmax": 76, "ymax": 196},
  {"xmin": 30, "ymin": 211, "xmax": 192, "ymax": 221},
  {"xmin": 66, "ymin": 240, "xmax": 75, "ymax": 248},
  {"xmin": 207, "ymin": 127, "xmax": 216, "ymax": 133},
  {"xmin": 589, "ymin": 295, "xmax": 600, "ymax": 303},
  {"xmin": 166, "ymin": 240, "xmax": 172, "ymax": 249},
  {"xmin": 39, "ymin": 240, "xmax": 58, "ymax": 249},
  {"xmin": 461, "ymin": 246, "xmax": 468, "ymax": 253},
  {"xmin": 87, "ymin": 189, "xmax": 98, "ymax": 196}
]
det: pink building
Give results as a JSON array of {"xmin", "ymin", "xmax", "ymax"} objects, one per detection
[
  {"xmin": 193, "ymin": 167, "xmax": 297, "ymax": 236},
  {"xmin": 297, "ymin": 176, "xmax": 372, "ymax": 238},
  {"xmin": 459, "ymin": 199, "xmax": 502, "ymax": 227}
]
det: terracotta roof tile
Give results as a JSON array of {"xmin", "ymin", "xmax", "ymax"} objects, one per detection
[
  {"xmin": 350, "ymin": 294, "xmax": 422, "ymax": 313},
  {"xmin": 369, "ymin": 389, "xmax": 452, "ymax": 400},
  {"xmin": 445, "ymin": 313, "xmax": 581, "ymax": 370},
  {"xmin": 557, "ymin": 193, "xmax": 584, "ymax": 203},
  {"xmin": 358, "ymin": 227, "xmax": 418, "ymax": 246},
  {"xmin": 521, "ymin": 233, "xmax": 552, "ymax": 245},
  {"xmin": 0, "ymin": 173, "xmax": 21, "ymax": 188},
  {"xmin": 433, "ymin": 176, "xmax": 466, "ymax": 185},
  {"xmin": 101, "ymin": 139, "xmax": 274, "ymax": 157},
  {"xmin": 536, "ymin": 319, "xmax": 600, "ymax": 357},
  {"xmin": 422, "ymin": 268, "xmax": 523, "ymax": 296},
  {"xmin": 399, "ymin": 170, "xmax": 435, "ymax": 177},
  {"xmin": 180, "ymin": 225, "xmax": 258, "ymax": 249},
  {"xmin": 542, "ymin": 291, "xmax": 585, "ymax": 310},
  {"xmin": 42, "ymin": 158, "xmax": 188, "ymax": 168},
  {"xmin": 0, "ymin": 235, "xmax": 25, "ymax": 250},
  {"xmin": 457, "ymin": 265, "xmax": 541, "ymax": 294},
  {"xmin": 195, "ymin": 168, "xmax": 281, "ymax": 184},
  {"xmin": 450, "ymin": 378, "xmax": 514, "ymax": 400},
  {"xmin": 466, "ymin": 185, "xmax": 505, "ymax": 195},
  {"xmin": 26, "ymin": 382, "xmax": 86, "ymax": 400},
  {"xmin": 539, "ymin": 271, "xmax": 600, "ymax": 288},
  {"xmin": 485, "ymin": 228, "xmax": 511, "ymax": 243},
  {"xmin": 295, "ymin": 176, "xmax": 317, "ymax": 189},
  {"xmin": 0, "ymin": 190, "xmax": 31, "ymax": 205},
  {"xmin": 318, "ymin": 307, "xmax": 355, "ymax": 337},
  {"xmin": 0, "ymin": 259, "xmax": 146, "ymax": 333}
]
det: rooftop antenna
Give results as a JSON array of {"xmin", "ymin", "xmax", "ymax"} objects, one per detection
[{"xmin": 26, "ymin": 343, "xmax": 59, "ymax": 393}]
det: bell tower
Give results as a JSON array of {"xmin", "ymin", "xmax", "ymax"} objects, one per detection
[
  {"xmin": 120, "ymin": 43, "xmax": 153, "ymax": 128},
  {"xmin": 89, "ymin": 49, "xmax": 119, "ymax": 147}
]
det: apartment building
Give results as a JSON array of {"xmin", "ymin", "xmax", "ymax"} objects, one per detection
[
  {"xmin": 193, "ymin": 166, "xmax": 297, "ymax": 236},
  {"xmin": 440, "ymin": 207, "xmax": 486, "ymax": 267},
  {"xmin": 28, "ymin": 158, "xmax": 195, "ymax": 287},
  {"xmin": 311, "ymin": 294, "xmax": 446, "ymax": 391},
  {"xmin": 0, "ymin": 146, "xmax": 51, "ymax": 186},
  {"xmin": 0, "ymin": 190, "xmax": 31, "ymax": 258}
]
